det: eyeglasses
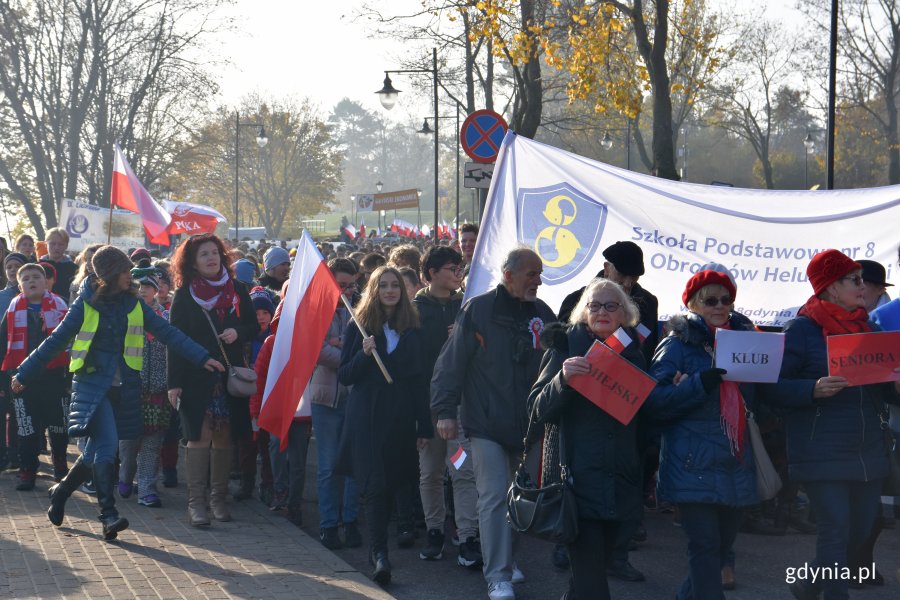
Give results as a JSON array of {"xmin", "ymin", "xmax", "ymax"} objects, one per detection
[
  {"xmin": 701, "ymin": 296, "xmax": 733, "ymax": 307},
  {"xmin": 338, "ymin": 282, "xmax": 356, "ymax": 290},
  {"xmin": 840, "ymin": 275, "xmax": 864, "ymax": 287},
  {"xmin": 587, "ymin": 301, "xmax": 621, "ymax": 313},
  {"xmin": 441, "ymin": 265, "xmax": 465, "ymax": 276}
]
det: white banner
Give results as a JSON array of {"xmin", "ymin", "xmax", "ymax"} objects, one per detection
[
  {"xmin": 467, "ymin": 133, "xmax": 900, "ymax": 326},
  {"xmin": 714, "ymin": 329, "xmax": 785, "ymax": 383},
  {"xmin": 59, "ymin": 198, "xmax": 144, "ymax": 251}
]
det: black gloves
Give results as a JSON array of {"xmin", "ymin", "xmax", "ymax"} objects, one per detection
[{"xmin": 700, "ymin": 368, "xmax": 728, "ymax": 393}]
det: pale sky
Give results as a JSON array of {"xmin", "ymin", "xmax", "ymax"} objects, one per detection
[{"xmin": 212, "ymin": 0, "xmax": 803, "ymax": 120}]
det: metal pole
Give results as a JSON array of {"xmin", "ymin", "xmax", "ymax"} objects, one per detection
[
  {"xmin": 234, "ymin": 112, "xmax": 240, "ymax": 241},
  {"xmin": 626, "ymin": 119, "xmax": 631, "ymax": 171},
  {"xmin": 805, "ymin": 149, "xmax": 809, "ymax": 189},
  {"xmin": 432, "ymin": 48, "xmax": 439, "ymax": 241},
  {"xmin": 826, "ymin": 0, "xmax": 838, "ymax": 189},
  {"xmin": 455, "ymin": 107, "xmax": 460, "ymax": 229}
]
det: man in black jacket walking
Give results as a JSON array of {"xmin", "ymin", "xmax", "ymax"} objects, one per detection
[{"xmin": 432, "ymin": 248, "xmax": 556, "ymax": 600}]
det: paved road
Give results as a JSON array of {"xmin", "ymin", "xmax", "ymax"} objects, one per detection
[
  {"xmin": 5, "ymin": 444, "xmax": 900, "ymax": 600},
  {"xmin": 0, "ymin": 448, "xmax": 393, "ymax": 600},
  {"xmin": 302, "ymin": 500, "xmax": 900, "ymax": 600}
]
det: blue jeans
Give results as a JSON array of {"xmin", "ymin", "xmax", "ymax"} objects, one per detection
[
  {"xmin": 82, "ymin": 394, "xmax": 119, "ymax": 466},
  {"xmin": 311, "ymin": 402, "xmax": 359, "ymax": 529},
  {"xmin": 804, "ymin": 479, "xmax": 882, "ymax": 600},
  {"xmin": 676, "ymin": 503, "xmax": 743, "ymax": 600}
]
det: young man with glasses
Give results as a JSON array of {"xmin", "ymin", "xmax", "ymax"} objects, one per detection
[{"xmin": 413, "ymin": 246, "xmax": 483, "ymax": 569}]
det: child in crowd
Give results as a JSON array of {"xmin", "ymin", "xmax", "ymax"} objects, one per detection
[
  {"xmin": 117, "ymin": 271, "xmax": 172, "ymax": 507},
  {"xmin": 0, "ymin": 263, "xmax": 69, "ymax": 489},
  {"xmin": 250, "ymin": 290, "xmax": 312, "ymax": 527},
  {"xmin": 233, "ymin": 287, "xmax": 276, "ymax": 503}
]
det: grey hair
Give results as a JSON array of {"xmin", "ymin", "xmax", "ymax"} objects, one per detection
[
  {"xmin": 569, "ymin": 278, "xmax": 640, "ymax": 327},
  {"xmin": 501, "ymin": 245, "xmax": 539, "ymax": 274}
]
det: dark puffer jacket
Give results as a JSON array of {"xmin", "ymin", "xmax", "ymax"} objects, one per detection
[
  {"xmin": 431, "ymin": 284, "xmax": 557, "ymax": 452},
  {"xmin": 648, "ymin": 312, "xmax": 760, "ymax": 507},
  {"xmin": 16, "ymin": 277, "xmax": 211, "ymax": 439},
  {"xmin": 765, "ymin": 316, "xmax": 900, "ymax": 482}
]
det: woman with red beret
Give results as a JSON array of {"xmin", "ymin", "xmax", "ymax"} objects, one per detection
[
  {"xmin": 647, "ymin": 269, "xmax": 768, "ymax": 600},
  {"xmin": 770, "ymin": 250, "xmax": 900, "ymax": 600}
]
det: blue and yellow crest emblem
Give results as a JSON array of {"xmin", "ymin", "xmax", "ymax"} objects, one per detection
[{"xmin": 517, "ymin": 184, "xmax": 607, "ymax": 285}]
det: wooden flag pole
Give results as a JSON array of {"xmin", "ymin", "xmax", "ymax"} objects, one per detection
[
  {"xmin": 106, "ymin": 202, "xmax": 113, "ymax": 244},
  {"xmin": 340, "ymin": 294, "xmax": 393, "ymax": 384}
]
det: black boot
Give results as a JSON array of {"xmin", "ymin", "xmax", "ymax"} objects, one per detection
[
  {"xmin": 93, "ymin": 462, "xmax": 129, "ymax": 540},
  {"xmin": 370, "ymin": 549, "xmax": 392, "ymax": 585},
  {"xmin": 47, "ymin": 455, "xmax": 92, "ymax": 526}
]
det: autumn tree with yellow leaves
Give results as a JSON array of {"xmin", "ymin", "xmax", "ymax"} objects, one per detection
[{"xmin": 469, "ymin": 0, "xmax": 725, "ymax": 179}]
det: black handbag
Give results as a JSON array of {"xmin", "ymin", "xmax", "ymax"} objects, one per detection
[
  {"xmin": 507, "ymin": 411, "xmax": 579, "ymax": 545},
  {"xmin": 875, "ymin": 402, "xmax": 900, "ymax": 496}
]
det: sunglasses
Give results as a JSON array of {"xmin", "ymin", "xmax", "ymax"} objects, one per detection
[
  {"xmin": 701, "ymin": 295, "xmax": 733, "ymax": 307},
  {"xmin": 587, "ymin": 301, "xmax": 621, "ymax": 313}
]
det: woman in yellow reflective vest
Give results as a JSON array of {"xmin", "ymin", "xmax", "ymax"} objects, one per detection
[{"xmin": 12, "ymin": 246, "xmax": 224, "ymax": 541}]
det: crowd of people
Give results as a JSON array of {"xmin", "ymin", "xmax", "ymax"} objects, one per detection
[{"xmin": 1, "ymin": 222, "xmax": 899, "ymax": 600}]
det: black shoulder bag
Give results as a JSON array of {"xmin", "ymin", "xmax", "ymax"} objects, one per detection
[{"xmin": 506, "ymin": 403, "xmax": 579, "ymax": 545}]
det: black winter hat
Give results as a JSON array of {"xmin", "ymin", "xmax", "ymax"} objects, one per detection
[
  {"xmin": 92, "ymin": 245, "xmax": 133, "ymax": 283},
  {"xmin": 602, "ymin": 241, "xmax": 645, "ymax": 277}
]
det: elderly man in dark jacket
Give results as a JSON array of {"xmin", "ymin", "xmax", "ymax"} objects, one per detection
[{"xmin": 431, "ymin": 247, "xmax": 556, "ymax": 600}]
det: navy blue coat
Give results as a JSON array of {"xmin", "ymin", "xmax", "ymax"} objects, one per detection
[
  {"xmin": 648, "ymin": 313, "xmax": 762, "ymax": 507},
  {"xmin": 765, "ymin": 316, "xmax": 900, "ymax": 482},
  {"xmin": 16, "ymin": 277, "xmax": 211, "ymax": 440}
]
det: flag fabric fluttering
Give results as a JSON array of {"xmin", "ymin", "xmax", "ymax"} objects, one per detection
[
  {"xmin": 257, "ymin": 230, "xmax": 341, "ymax": 450},
  {"xmin": 162, "ymin": 200, "xmax": 225, "ymax": 235},
  {"xmin": 358, "ymin": 220, "xmax": 366, "ymax": 239},
  {"xmin": 450, "ymin": 446, "xmax": 467, "ymax": 470},
  {"xmin": 604, "ymin": 327, "xmax": 633, "ymax": 354},
  {"xmin": 342, "ymin": 224, "xmax": 358, "ymax": 240},
  {"xmin": 111, "ymin": 144, "xmax": 171, "ymax": 245}
]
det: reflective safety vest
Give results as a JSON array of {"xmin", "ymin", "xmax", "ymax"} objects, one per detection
[{"xmin": 69, "ymin": 303, "xmax": 144, "ymax": 372}]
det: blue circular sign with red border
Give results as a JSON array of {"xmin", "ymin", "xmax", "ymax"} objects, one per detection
[{"xmin": 461, "ymin": 109, "xmax": 508, "ymax": 164}]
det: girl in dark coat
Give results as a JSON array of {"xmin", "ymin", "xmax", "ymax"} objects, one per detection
[
  {"xmin": 773, "ymin": 250, "xmax": 900, "ymax": 600},
  {"xmin": 167, "ymin": 234, "xmax": 258, "ymax": 528},
  {"xmin": 338, "ymin": 266, "xmax": 433, "ymax": 586},
  {"xmin": 12, "ymin": 246, "xmax": 222, "ymax": 540}
]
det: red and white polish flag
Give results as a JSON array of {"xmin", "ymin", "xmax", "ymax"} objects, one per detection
[
  {"xmin": 162, "ymin": 200, "xmax": 225, "ymax": 235},
  {"xmin": 604, "ymin": 327, "xmax": 633, "ymax": 354},
  {"xmin": 258, "ymin": 230, "xmax": 341, "ymax": 450},
  {"xmin": 111, "ymin": 144, "xmax": 171, "ymax": 245},
  {"xmin": 635, "ymin": 323, "xmax": 652, "ymax": 343},
  {"xmin": 450, "ymin": 446, "xmax": 467, "ymax": 470}
]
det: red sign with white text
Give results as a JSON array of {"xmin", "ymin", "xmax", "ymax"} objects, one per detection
[
  {"xmin": 566, "ymin": 341, "xmax": 657, "ymax": 425},
  {"xmin": 827, "ymin": 331, "xmax": 900, "ymax": 386}
]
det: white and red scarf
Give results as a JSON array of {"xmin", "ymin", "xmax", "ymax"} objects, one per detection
[
  {"xmin": 189, "ymin": 267, "xmax": 239, "ymax": 321},
  {"xmin": 2, "ymin": 291, "xmax": 68, "ymax": 371}
]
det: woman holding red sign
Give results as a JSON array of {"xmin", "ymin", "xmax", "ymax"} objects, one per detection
[
  {"xmin": 771, "ymin": 250, "xmax": 900, "ymax": 600},
  {"xmin": 529, "ymin": 278, "xmax": 672, "ymax": 600}
]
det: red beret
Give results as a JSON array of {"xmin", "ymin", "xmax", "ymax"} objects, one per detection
[
  {"xmin": 807, "ymin": 249, "xmax": 861, "ymax": 295},
  {"xmin": 682, "ymin": 270, "xmax": 737, "ymax": 306}
]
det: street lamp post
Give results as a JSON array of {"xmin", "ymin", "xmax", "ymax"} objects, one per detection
[
  {"xmin": 601, "ymin": 119, "xmax": 632, "ymax": 170},
  {"xmin": 418, "ymin": 110, "xmax": 461, "ymax": 234},
  {"xmin": 376, "ymin": 48, "xmax": 439, "ymax": 240},
  {"xmin": 804, "ymin": 133, "xmax": 815, "ymax": 189},
  {"xmin": 234, "ymin": 113, "xmax": 268, "ymax": 241}
]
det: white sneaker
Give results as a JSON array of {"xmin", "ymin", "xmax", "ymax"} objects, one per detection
[
  {"xmin": 511, "ymin": 564, "xmax": 525, "ymax": 584},
  {"xmin": 487, "ymin": 580, "xmax": 516, "ymax": 600}
]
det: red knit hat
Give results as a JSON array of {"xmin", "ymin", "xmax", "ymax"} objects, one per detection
[
  {"xmin": 682, "ymin": 270, "xmax": 737, "ymax": 306},
  {"xmin": 807, "ymin": 249, "xmax": 861, "ymax": 295}
]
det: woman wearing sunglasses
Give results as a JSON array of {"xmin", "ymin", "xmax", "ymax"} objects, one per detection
[
  {"xmin": 646, "ymin": 269, "xmax": 760, "ymax": 600},
  {"xmin": 772, "ymin": 250, "xmax": 900, "ymax": 600}
]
